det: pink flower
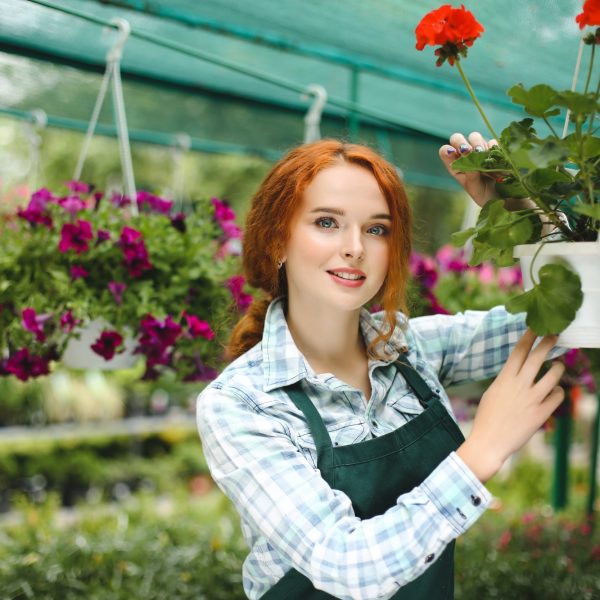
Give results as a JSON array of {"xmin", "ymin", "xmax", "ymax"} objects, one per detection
[
  {"xmin": 220, "ymin": 220, "xmax": 242, "ymax": 240},
  {"xmin": 435, "ymin": 244, "xmax": 469, "ymax": 273},
  {"xmin": 477, "ymin": 263, "xmax": 495, "ymax": 284},
  {"xmin": 5, "ymin": 348, "xmax": 50, "ymax": 381},
  {"xmin": 225, "ymin": 275, "xmax": 253, "ymax": 311},
  {"xmin": 108, "ymin": 281, "xmax": 126, "ymax": 305},
  {"xmin": 65, "ymin": 180, "xmax": 90, "ymax": 193},
  {"xmin": 211, "ymin": 197, "xmax": 236, "ymax": 222},
  {"xmin": 58, "ymin": 220, "xmax": 94, "ymax": 254},
  {"xmin": 21, "ymin": 307, "xmax": 50, "ymax": 342},
  {"xmin": 497, "ymin": 530, "xmax": 512, "ymax": 551},
  {"xmin": 59, "ymin": 195, "xmax": 87, "ymax": 216},
  {"xmin": 60, "ymin": 310, "xmax": 80, "ymax": 333},
  {"xmin": 96, "ymin": 229, "xmax": 111, "ymax": 243},
  {"xmin": 111, "ymin": 192, "xmax": 131, "ymax": 208},
  {"xmin": 90, "ymin": 330, "xmax": 124, "ymax": 360},
  {"xmin": 410, "ymin": 252, "xmax": 438, "ymax": 289},
  {"xmin": 184, "ymin": 312, "xmax": 215, "ymax": 340},
  {"xmin": 70, "ymin": 265, "xmax": 89, "ymax": 280},
  {"xmin": 497, "ymin": 266, "xmax": 522, "ymax": 288},
  {"xmin": 17, "ymin": 190, "xmax": 55, "ymax": 228}
]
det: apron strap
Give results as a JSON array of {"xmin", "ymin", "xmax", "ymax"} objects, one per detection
[
  {"xmin": 393, "ymin": 353, "xmax": 440, "ymax": 408},
  {"xmin": 286, "ymin": 384, "xmax": 335, "ymax": 463}
]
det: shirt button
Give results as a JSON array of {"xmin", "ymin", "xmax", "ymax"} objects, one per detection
[
  {"xmin": 424, "ymin": 553, "xmax": 435, "ymax": 564},
  {"xmin": 470, "ymin": 494, "xmax": 482, "ymax": 507}
]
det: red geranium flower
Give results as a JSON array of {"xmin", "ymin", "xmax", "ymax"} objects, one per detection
[
  {"xmin": 415, "ymin": 4, "xmax": 484, "ymax": 66},
  {"xmin": 5, "ymin": 348, "xmax": 50, "ymax": 381},
  {"xmin": 576, "ymin": 0, "xmax": 600, "ymax": 29},
  {"xmin": 91, "ymin": 330, "xmax": 124, "ymax": 360}
]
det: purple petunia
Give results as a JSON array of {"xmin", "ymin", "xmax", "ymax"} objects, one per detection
[
  {"xmin": 118, "ymin": 226, "xmax": 152, "ymax": 277},
  {"xmin": 225, "ymin": 275, "xmax": 253, "ymax": 312},
  {"xmin": 90, "ymin": 330, "xmax": 124, "ymax": 360},
  {"xmin": 21, "ymin": 307, "xmax": 51, "ymax": 342},
  {"xmin": 5, "ymin": 348, "xmax": 50, "ymax": 381},
  {"xmin": 58, "ymin": 220, "xmax": 94, "ymax": 254}
]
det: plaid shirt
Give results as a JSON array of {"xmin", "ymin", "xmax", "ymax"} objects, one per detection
[{"xmin": 197, "ymin": 298, "xmax": 531, "ymax": 599}]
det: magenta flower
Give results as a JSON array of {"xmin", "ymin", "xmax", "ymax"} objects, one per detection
[
  {"xmin": 211, "ymin": 197, "xmax": 236, "ymax": 222},
  {"xmin": 21, "ymin": 307, "xmax": 50, "ymax": 342},
  {"xmin": 30, "ymin": 188, "xmax": 56, "ymax": 208},
  {"xmin": 65, "ymin": 180, "xmax": 90, "ymax": 193},
  {"xmin": 70, "ymin": 265, "xmax": 89, "ymax": 280},
  {"xmin": 183, "ymin": 354, "xmax": 218, "ymax": 382},
  {"xmin": 435, "ymin": 244, "xmax": 469, "ymax": 273},
  {"xmin": 90, "ymin": 330, "xmax": 124, "ymax": 360},
  {"xmin": 184, "ymin": 312, "xmax": 215, "ymax": 340},
  {"xmin": 477, "ymin": 263, "xmax": 495, "ymax": 284},
  {"xmin": 17, "ymin": 190, "xmax": 55, "ymax": 228},
  {"xmin": 225, "ymin": 275, "xmax": 253, "ymax": 311},
  {"xmin": 137, "ymin": 190, "xmax": 173, "ymax": 215},
  {"xmin": 170, "ymin": 212, "xmax": 187, "ymax": 233},
  {"xmin": 58, "ymin": 220, "xmax": 94, "ymax": 254},
  {"xmin": 215, "ymin": 238, "xmax": 242, "ymax": 259},
  {"xmin": 96, "ymin": 229, "xmax": 111, "ymax": 243},
  {"xmin": 136, "ymin": 314, "xmax": 182, "ymax": 367},
  {"xmin": 59, "ymin": 195, "xmax": 87, "ymax": 216},
  {"xmin": 5, "ymin": 348, "xmax": 50, "ymax": 381},
  {"xmin": 410, "ymin": 252, "xmax": 438, "ymax": 289},
  {"xmin": 111, "ymin": 192, "xmax": 131, "ymax": 208},
  {"xmin": 108, "ymin": 281, "xmax": 126, "ymax": 305},
  {"xmin": 118, "ymin": 226, "xmax": 152, "ymax": 277},
  {"xmin": 497, "ymin": 266, "xmax": 522, "ymax": 289},
  {"xmin": 220, "ymin": 220, "xmax": 242, "ymax": 240},
  {"xmin": 60, "ymin": 310, "xmax": 80, "ymax": 333}
]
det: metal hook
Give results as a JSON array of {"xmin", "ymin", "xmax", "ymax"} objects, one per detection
[
  {"xmin": 105, "ymin": 17, "xmax": 131, "ymax": 63},
  {"xmin": 302, "ymin": 84, "xmax": 327, "ymax": 143}
]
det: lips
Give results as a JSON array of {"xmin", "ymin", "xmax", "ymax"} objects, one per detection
[{"xmin": 327, "ymin": 268, "xmax": 366, "ymax": 280}]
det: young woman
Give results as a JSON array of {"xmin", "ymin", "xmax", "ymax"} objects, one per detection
[{"xmin": 196, "ymin": 136, "xmax": 565, "ymax": 600}]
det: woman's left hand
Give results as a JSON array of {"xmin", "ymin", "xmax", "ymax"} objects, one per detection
[{"xmin": 439, "ymin": 131, "xmax": 497, "ymax": 207}]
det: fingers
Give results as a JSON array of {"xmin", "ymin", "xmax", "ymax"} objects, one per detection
[
  {"xmin": 534, "ymin": 361, "xmax": 566, "ymax": 399},
  {"xmin": 439, "ymin": 131, "xmax": 497, "ymax": 175},
  {"xmin": 502, "ymin": 329, "xmax": 537, "ymax": 375}
]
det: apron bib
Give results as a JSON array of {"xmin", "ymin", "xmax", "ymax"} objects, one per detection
[{"xmin": 260, "ymin": 354, "xmax": 465, "ymax": 599}]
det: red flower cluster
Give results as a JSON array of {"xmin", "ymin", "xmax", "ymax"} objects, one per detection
[
  {"xmin": 118, "ymin": 226, "xmax": 153, "ymax": 277},
  {"xmin": 2, "ymin": 348, "xmax": 50, "ymax": 381},
  {"xmin": 58, "ymin": 220, "xmax": 94, "ymax": 254},
  {"xmin": 91, "ymin": 330, "xmax": 124, "ymax": 360},
  {"xmin": 415, "ymin": 4, "xmax": 484, "ymax": 66},
  {"xmin": 576, "ymin": 0, "xmax": 600, "ymax": 29}
]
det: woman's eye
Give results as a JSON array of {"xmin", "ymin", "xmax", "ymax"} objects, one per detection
[
  {"xmin": 315, "ymin": 217, "xmax": 337, "ymax": 229},
  {"xmin": 368, "ymin": 225, "xmax": 388, "ymax": 236}
]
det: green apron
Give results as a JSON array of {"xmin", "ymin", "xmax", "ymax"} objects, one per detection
[{"xmin": 260, "ymin": 354, "xmax": 465, "ymax": 599}]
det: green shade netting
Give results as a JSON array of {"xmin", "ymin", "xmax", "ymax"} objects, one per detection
[{"xmin": 0, "ymin": 0, "xmax": 592, "ymax": 188}]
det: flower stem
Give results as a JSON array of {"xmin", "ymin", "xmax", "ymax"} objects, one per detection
[{"xmin": 455, "ymin": 60, "xmax": 500, "ymax": 141}]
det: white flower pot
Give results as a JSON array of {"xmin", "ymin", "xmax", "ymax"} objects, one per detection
[
  {"xmin": 61, "ymin": 319, "xmax": 139, "ymax": 370},
  {"xmin": 514, "ymin": 241, "xmax": 600, "ymax": 348}
]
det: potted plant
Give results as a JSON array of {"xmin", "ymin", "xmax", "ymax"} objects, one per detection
[
  {"xmin": 0, "ymin": 183, "xmax": 251, "ymax": 381},
  {"xmin": 415, "ymin": 1, "xmax": 600, "ymax": 346}
]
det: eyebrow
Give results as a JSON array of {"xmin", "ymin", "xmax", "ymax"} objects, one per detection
[{"xmin": 309, "ymin": 207, "xmax": 392, "ymax": 220}]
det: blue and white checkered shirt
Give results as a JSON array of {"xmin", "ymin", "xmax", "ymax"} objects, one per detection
[{"xmin": 197, "ymin": 298, "xmax": 528, "ymax": 599}]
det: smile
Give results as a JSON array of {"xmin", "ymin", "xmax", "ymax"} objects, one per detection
[
  {"xmin": 327, "ymin": 270, "xmax": 366, "ymax": 287},
  {"xmin": 329, "ymin": 271, "xmax": 365, "ymax": 280}
]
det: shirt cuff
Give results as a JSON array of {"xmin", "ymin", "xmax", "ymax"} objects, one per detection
[{"xmin": 420, "ymin": 451, "xmax": 491, "ymax": 535}]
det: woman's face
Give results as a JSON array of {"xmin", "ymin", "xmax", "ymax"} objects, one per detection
[{"xmin": 283, "ymin": 162, "xmax": 391, "ymax": 314}]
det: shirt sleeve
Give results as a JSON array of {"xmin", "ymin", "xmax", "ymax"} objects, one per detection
[
  {"xmin": 197, "ymin": 386, "xmax": 490, "ymax": 600},
  {"xmin": 408, "ymin": 306, "xmax": 564, "ymax": 387}
]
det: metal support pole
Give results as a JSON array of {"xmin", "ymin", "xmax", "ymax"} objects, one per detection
[
  {"xmin": 551, "ymin": 391, "xmax": 572, "ymax": 510},
  {"xmin": 586, "ymin": 392, "xmax": 600, "ymax": 521}
]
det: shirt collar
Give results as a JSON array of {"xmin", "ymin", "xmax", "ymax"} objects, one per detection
[{"xmin": 262, "ymin": 297, "xmax": 408, "ymax": 392}]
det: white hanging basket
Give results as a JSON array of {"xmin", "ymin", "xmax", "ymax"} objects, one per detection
[
  {"xmin": 61, "ymin": 319, "xmax": 139, "ymax": 370},
  {"xmin": 514, "ymin": 241, "xmax": 600, "ymax": 348}
]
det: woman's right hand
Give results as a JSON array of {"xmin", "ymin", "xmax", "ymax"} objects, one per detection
[{"xmin": 456, "ymin": 329, "xmax": 565, "ymax": 483}]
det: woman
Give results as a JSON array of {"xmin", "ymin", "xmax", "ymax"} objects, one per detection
[{"xmin": 197, "ymin": 135, "xmax": 565, "ymax": 599}]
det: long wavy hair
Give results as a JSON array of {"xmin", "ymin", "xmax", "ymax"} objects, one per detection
[{"xmin": 226, "ymin": 139, "xmax": 412, "ymax": 361}]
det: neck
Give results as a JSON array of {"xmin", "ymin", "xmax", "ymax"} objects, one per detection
[{"xmin": 285, "ymin": 298, "xmax": 366, "ymax": 370}]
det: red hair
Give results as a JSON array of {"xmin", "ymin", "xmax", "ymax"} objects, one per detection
[{"xmin": 227, "ymin": 139, "xmax": 412, "ymax": 360}]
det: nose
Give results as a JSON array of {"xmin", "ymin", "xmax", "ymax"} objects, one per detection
[{"xmin": 341, "ymin": 227, "xmax": 364, "ymax": 261}]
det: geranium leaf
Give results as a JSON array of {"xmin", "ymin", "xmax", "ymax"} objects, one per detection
[
  {"xmin": 508, "ymin": 84, "xmax": 561, "ymax": 118},
  {"xmin": 572, "ymin": 203, "xmax": 600, "ymax": 219},
  {"xmin": 500, "ymin": 118, "xmax": 537, "ymax": 153},
  {"xmin": 506, "ymin": 263, "xmax": 583, "ymax": 335},
  {"xmin": 524, "ymin": 168, "xmax": 572, "ymax": 194},
  {"xmin": 527, "ymin": 138, "xmax": 570, "ymax": 169},
  {"xmin": 555, "ymin": 91, "xmax": 599, "ymax": 116},
  {"xmin": 451, "ymin": 227, "xmax": 476, "ymax": 246}
]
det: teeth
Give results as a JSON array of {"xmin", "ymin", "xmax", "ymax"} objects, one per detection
[{"xmin": 332, "ymin": 271, "xmax": 363, "ymax": 280}]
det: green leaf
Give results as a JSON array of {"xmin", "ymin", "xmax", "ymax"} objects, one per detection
[
  {"xmin": 495, "ymin": 178, "xmax": 529, "ymax": 199},
  {"xmin": 505, "ymin": 263, "xmax": 583, "ymax": 335},
  {"xmin": 451, "ymin": 227, "xmax": 476, "ymax": 246},
  {"xmin": 527, "ymin": 138, "xmax": 570, "ymax": 169},
  {"xmin": 507, "ymin": 83, "xmax": 561, "ymax": 118},
  {"xmin": 470, "ymin": 239, "xmax": 517, "ymax": 267},
  {"xmin": 555, "ymin": 91, "xmax": 599, "ymax": 116},
  {"xmin": 524, "ymin": 168, "xmax": 572, "ymax": 195},
  {"xmin": 571, "ymin": 203, "xmax": 600, "ymax": 219},
  {"xmin": 500, "ymin": 118, "xmax": 537, "ymax": 152}
]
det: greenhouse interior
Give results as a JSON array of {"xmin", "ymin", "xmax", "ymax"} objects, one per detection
[{"xmin": 0, "ymin": 0, "xmax": 599, "ymax": 598}]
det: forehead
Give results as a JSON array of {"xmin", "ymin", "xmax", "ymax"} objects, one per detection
[{"xmin": 302, "ymin": 162, "xmax": 387, "ymax": 210}]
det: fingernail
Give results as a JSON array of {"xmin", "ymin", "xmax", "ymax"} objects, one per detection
[
  {"xmin": 474, "ymin": 145, "xmax": 484, "ymax": 152},
  {"xmin": 446, "ymin": 147, "xmax": 457, "ymax": 155},
  {"xmin": 459, "ymin": 144, "xmax": 471, "ymax": 154}
]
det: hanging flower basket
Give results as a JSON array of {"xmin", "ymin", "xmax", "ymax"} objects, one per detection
[{"xmin": 0, "ymin": 184, "xmax": 252, "ymax": 381}]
